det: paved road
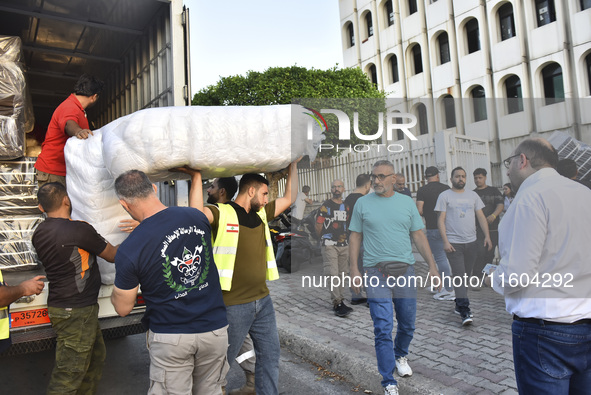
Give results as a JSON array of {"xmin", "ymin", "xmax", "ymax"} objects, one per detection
[{"xmin": 0, "ymin": 332, "xmax": 365, "ymax": 394}]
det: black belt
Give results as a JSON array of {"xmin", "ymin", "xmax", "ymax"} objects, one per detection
[{"xmin": 513, "ymin": 315, "xmax": 591, "ymax": 326}]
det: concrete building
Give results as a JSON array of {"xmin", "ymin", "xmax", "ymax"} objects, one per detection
[{"xmin": 338, "ymin": 0, "xmax": 591, "ymax": 184}]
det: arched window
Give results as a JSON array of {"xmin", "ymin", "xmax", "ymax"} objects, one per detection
[
  {"xmin": 466, "ymin": 19, "xmax": 481, "ymax": 54},
  {"xmin": 393, "ymin": 111, "xmax": 404, "ymax": 140},
  {"xmin": 368, "ymin": 64, "xmax": 378, "ymax": 86},
  {"xmin": 416, "ymin": 103, "xmax": 428, "ymax": 135},
  {"xmin": 498, "ymin": 3, "xmax": 516, "ymax": 41},
  {"xmin": 408, "ymin": 0, "xmax": 418, "ymax": 15},
  {"xmin": 346, "ymin": 22, "xmax": 355, "ymax": 47},
  {"xmin": 471, "ymin": 86, "xmax": 487, "ymax": 122},
  {"xmin": 443, "ymin": 95, "xmax": 456, "ymax": 128},
  {"xmin": 389, "ymin": 55, "xmax": 399, "ymax": 84},
  {"xmin": 412, "ymin": 44, "xmax": 423, "ymax": 74},
  {"xmin": 366, "ymin": 12, "xmax": 374, "ymax": 38},
  {"xmin": 535, "ymin": 0, "xmax": 556, "ymax": 27},
  {"xmin": 505, "ymin": 75, "xmax": 523, "ymax": 114},
  {"xmin": 437, "ymin": 32, "xmax": 450, "ymax": 64},
  {"xmin": 385, "ymin": 0, "xmax": 395, "ymax": 26},
  {"xmin": 542, "ymin": 63, "xmax": 564, "ymax": 105},
  {"xmin": 585, "ymin": 53, "xmax": 591, "ymax": 96}
]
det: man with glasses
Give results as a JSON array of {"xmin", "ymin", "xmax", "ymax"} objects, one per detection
[
  {"xmin": 491, "ymin": 138, "xmax": 591, "ymax": 394},
  {"xmin": 349, "ymin": 160, "xmax": 439, "ymax": 395},
  {"xmin": 435, "ymin": 167, "xmax": 491, "ymax": 326},
  {"xmin": 316, "ymin": 179, "xmax": 352, "ymax": 317}
]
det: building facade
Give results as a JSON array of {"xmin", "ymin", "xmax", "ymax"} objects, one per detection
[{"xmin": 338, "ymin": 0, "xmax": 591, "ymax": 184}]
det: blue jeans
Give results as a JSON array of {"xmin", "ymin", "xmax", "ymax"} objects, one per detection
[
  {"xmin": 446, "ymin": 241, "xmax": 477, "ymax": 315},
  {"xmin": 512, "ymin": 320, "xmax": 591, "ymax": 394},
  {"xmin": 365, "ymin": 265, "xmax": 417, "ymax": 387},
  {"xmin": 226, "ymin": 294, "xmax": 280, "ymax": 395},
  {"xmin": 426, "ymin": 229, "xmax": 453, "ymax": 292}
]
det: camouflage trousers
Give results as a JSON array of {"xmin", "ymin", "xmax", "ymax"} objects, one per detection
[{"xmin": 47, "ymin": 304, "xmax": 106, "ymax": 395}]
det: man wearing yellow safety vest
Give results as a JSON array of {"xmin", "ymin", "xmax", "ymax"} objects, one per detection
[
  {"xmin": 177, "ymin": 161, "xmax": 298, "ymax": 395},
  {"xmin": 0, "ymin": 271, "xmax": 46, "ymax": 353}
]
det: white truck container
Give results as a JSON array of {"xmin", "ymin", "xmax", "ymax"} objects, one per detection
[{"xmin": 0, "ymin": 0, "xmax": 191, "ymax": 354}]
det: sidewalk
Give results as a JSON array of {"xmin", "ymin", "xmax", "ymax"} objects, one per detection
[{"xmin": 269, "ymin": 253, "xmax": 518, "ymax": 395}]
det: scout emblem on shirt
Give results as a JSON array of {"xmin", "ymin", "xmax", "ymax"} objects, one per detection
[
  {"xmin": 170, "ymin": 245, "xmax": 202, "ymax": 283},
  {"xmin": 162, "ymin": 234, "xmax": 211, "ymax": 295}
]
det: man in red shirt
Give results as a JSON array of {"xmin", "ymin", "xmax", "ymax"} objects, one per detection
[{"xmin": 35, "ymin": 74, "xmax": 104, "ymax": 187}]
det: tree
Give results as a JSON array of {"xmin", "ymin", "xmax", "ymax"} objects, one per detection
[
  {"xmin": 192, "ymin": 66, "xmax": 387, "ymax": 199},
  {"xmin": 192, "ymin": 66, "xmax": 386, "ymax": 154}
]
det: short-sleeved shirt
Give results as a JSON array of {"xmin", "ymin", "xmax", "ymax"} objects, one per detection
[
  {"xmin": 416, "ymin": 182, "xmax": 450, "ymax": 229},
  {"xmin": 32, "ymin": 217, "xmax": 107, "ymax": 308},
  {"xmin": 435, "ymin": 189, "xmax": 485, "ymax": 244},
  {"xmin": 209, "ymin": 201, "xmax": 277, "ymax": 307},
  {"xmin": 35, "ymin": 94, "xmax": 89, "ymax": 176},
  {"xmin": 316, "ymin": 199, "xmax": 349, "ymax": 246},
  {"xmin": 344, "ymin": 192, "xmax": 364, "ymax": 230},
  {"xmin": 291, "ymin": 192, "xmax": 308, "ymax": 220},
  {"xmin": 349, "ymin": 192, "xmax": 424, "ymax": 267},
  {"xmin": 115, "ymin": 207, "xmax": 227, "ymax": 334},
  {"xmin": 473, "ymin": 186, "xmax": 504, "ymax": 232}
]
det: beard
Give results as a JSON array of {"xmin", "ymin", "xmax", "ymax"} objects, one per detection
[
  {"xmin": 250, "ymin": 196, "xmax": 263, "ymax": 212},
  {"xmin": 206, "ymin": 194, "xmax": 217, "ymax": 204},
  {"xmin": 452, "ymin": 180, "xmax": 465, "ymax": 190}
]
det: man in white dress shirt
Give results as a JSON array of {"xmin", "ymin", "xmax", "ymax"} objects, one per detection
[{"xmin": 491, "ymin": 138, "xmax": 591, "ymax": 394}]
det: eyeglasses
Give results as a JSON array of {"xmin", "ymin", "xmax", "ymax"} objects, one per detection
[
  {"xmin": 503, "ymin": 153, "xmax": 526, "ymax": 169},
  {"xmin": 370, "ymin": 173, "xmax": 394, "ymax": 181}
]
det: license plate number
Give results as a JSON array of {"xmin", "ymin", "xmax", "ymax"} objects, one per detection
[{"xmin": 10, "ymin": 308, "xmax": 50, "ymax": 328}]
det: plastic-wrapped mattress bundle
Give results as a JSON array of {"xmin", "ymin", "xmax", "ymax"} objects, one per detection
[
  {"xmin": 65, "ymin": 104, "xmax": 323, "ymax": 283},
  {"xmin": 65, "ymin": 130, "xmax": 130, "ymax": 284},
  {"xmin": 0, "ymin": 158, "xmax": 43, "ymax": 270},
  {"xmin": 0, "ymin": 36, "xmax": 35, "ymax": 160}
]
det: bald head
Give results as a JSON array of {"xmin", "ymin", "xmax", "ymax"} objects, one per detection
[{"xmin": 514, "ymin": 138, "xmax": 558, "ymax": 170}]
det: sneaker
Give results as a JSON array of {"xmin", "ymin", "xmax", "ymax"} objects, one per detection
[
  {"xmin": 384, "ymin": 384, "xmax": 399, "ymax": 395},
  {"xmin": 461, "ymin": 313, "xmax": 473, "ymax": 326},
  {"xmin": 350, "ymin": 298, "xmax": 368, "ymax": 305},
  {"xmin": 395, "ymin": 356, "xmax": 413, "ymax": 377},
  {"xmin": 454, "ymin": 306, "xmax": 474, "ymax": 317},
  {"xmin": 433, "ymin": 289, "xmax": 455, "ymax": 301},
  {"xmin": 334, "ymin": 302, "xmax": 352, "ymax": 317}
]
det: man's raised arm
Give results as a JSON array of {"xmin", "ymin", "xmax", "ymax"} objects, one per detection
[
  {"xmin": 275, "ymin": 160, "xmax": 299, "ymax": 217},
  {"xmin": 171, "ymin": 167, "xmax": 214, "ymax": 223}
]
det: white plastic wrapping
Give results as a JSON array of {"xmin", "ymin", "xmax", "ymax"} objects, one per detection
[
  {"xmin": 65, "ymin": 104, "xmax": 323, "ymax": 283},
  {"xmin": 101, "ymin": 104, "xmax": 319, "ymax": 180},
  {"xmin": 0, "ymin": 35, "xmax": 35, "ymax": 160}
]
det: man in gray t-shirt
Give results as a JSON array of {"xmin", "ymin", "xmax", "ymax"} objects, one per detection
[{"xmin": 435, "ymin": 167, "xmax": 491, "ymax": 326}]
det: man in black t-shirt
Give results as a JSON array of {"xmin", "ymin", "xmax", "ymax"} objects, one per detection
[
  {"xmin": 416, "ymin": 166, "xmax": 454, "ymax": 300},
  {"xmin": 472, "ymin": 168, "xmax": 504, "ymax": 278},
  {"xmin": 316, "ymin": 179, "xmax": 352, "ymax": 317},
  {"xmin": 344, "ymin": 174, "xmax": 371, "ymax": 305},
  {"xmin": 32, "ymin": 182, "xmax": 117, "ymax": 395}
]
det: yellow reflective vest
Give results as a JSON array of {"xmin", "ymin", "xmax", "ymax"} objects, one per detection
[
  {"xmin": 213, "ymin": 203, "xmax": 279, "ymax": 291},
  {"xmin": 0, "ymin": 271, "xmax": 9, "ymax": 341}
]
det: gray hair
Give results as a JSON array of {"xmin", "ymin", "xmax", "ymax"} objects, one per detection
[
  {"xmin": 114, "ymin": 170, "xmax": 154, "ymax": 201},
  {"xmin": 373, "ymin": 160, "xmax": 394, "ymax": 170}
]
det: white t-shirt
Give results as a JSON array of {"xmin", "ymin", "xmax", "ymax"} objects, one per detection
[
  {"xmin": 291, "ymin": 191, "xmax": 308, "ymax": 220},
  {"xmin": 434, "ymin": 189, "xmax": 484, "ymax": 244}
]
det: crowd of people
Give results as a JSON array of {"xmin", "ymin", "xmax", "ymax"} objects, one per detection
[{"xmin": 306, "ymin": 140, "xmax": 591, "ymax": 395}]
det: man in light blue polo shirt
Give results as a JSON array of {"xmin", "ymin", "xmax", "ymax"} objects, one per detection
[{"xmin": 350, "ymin": 160, "xmax": 439, "ymax": 395}]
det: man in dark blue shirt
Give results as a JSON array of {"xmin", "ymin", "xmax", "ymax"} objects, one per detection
[{"xmin": 111, "ymin": 170, "xmax": 228, "ymax": 395}]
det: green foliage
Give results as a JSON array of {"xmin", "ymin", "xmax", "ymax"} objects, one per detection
[{"xmin": 192, "ymin": 66, "xmax": 387, "ymax": 156}]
